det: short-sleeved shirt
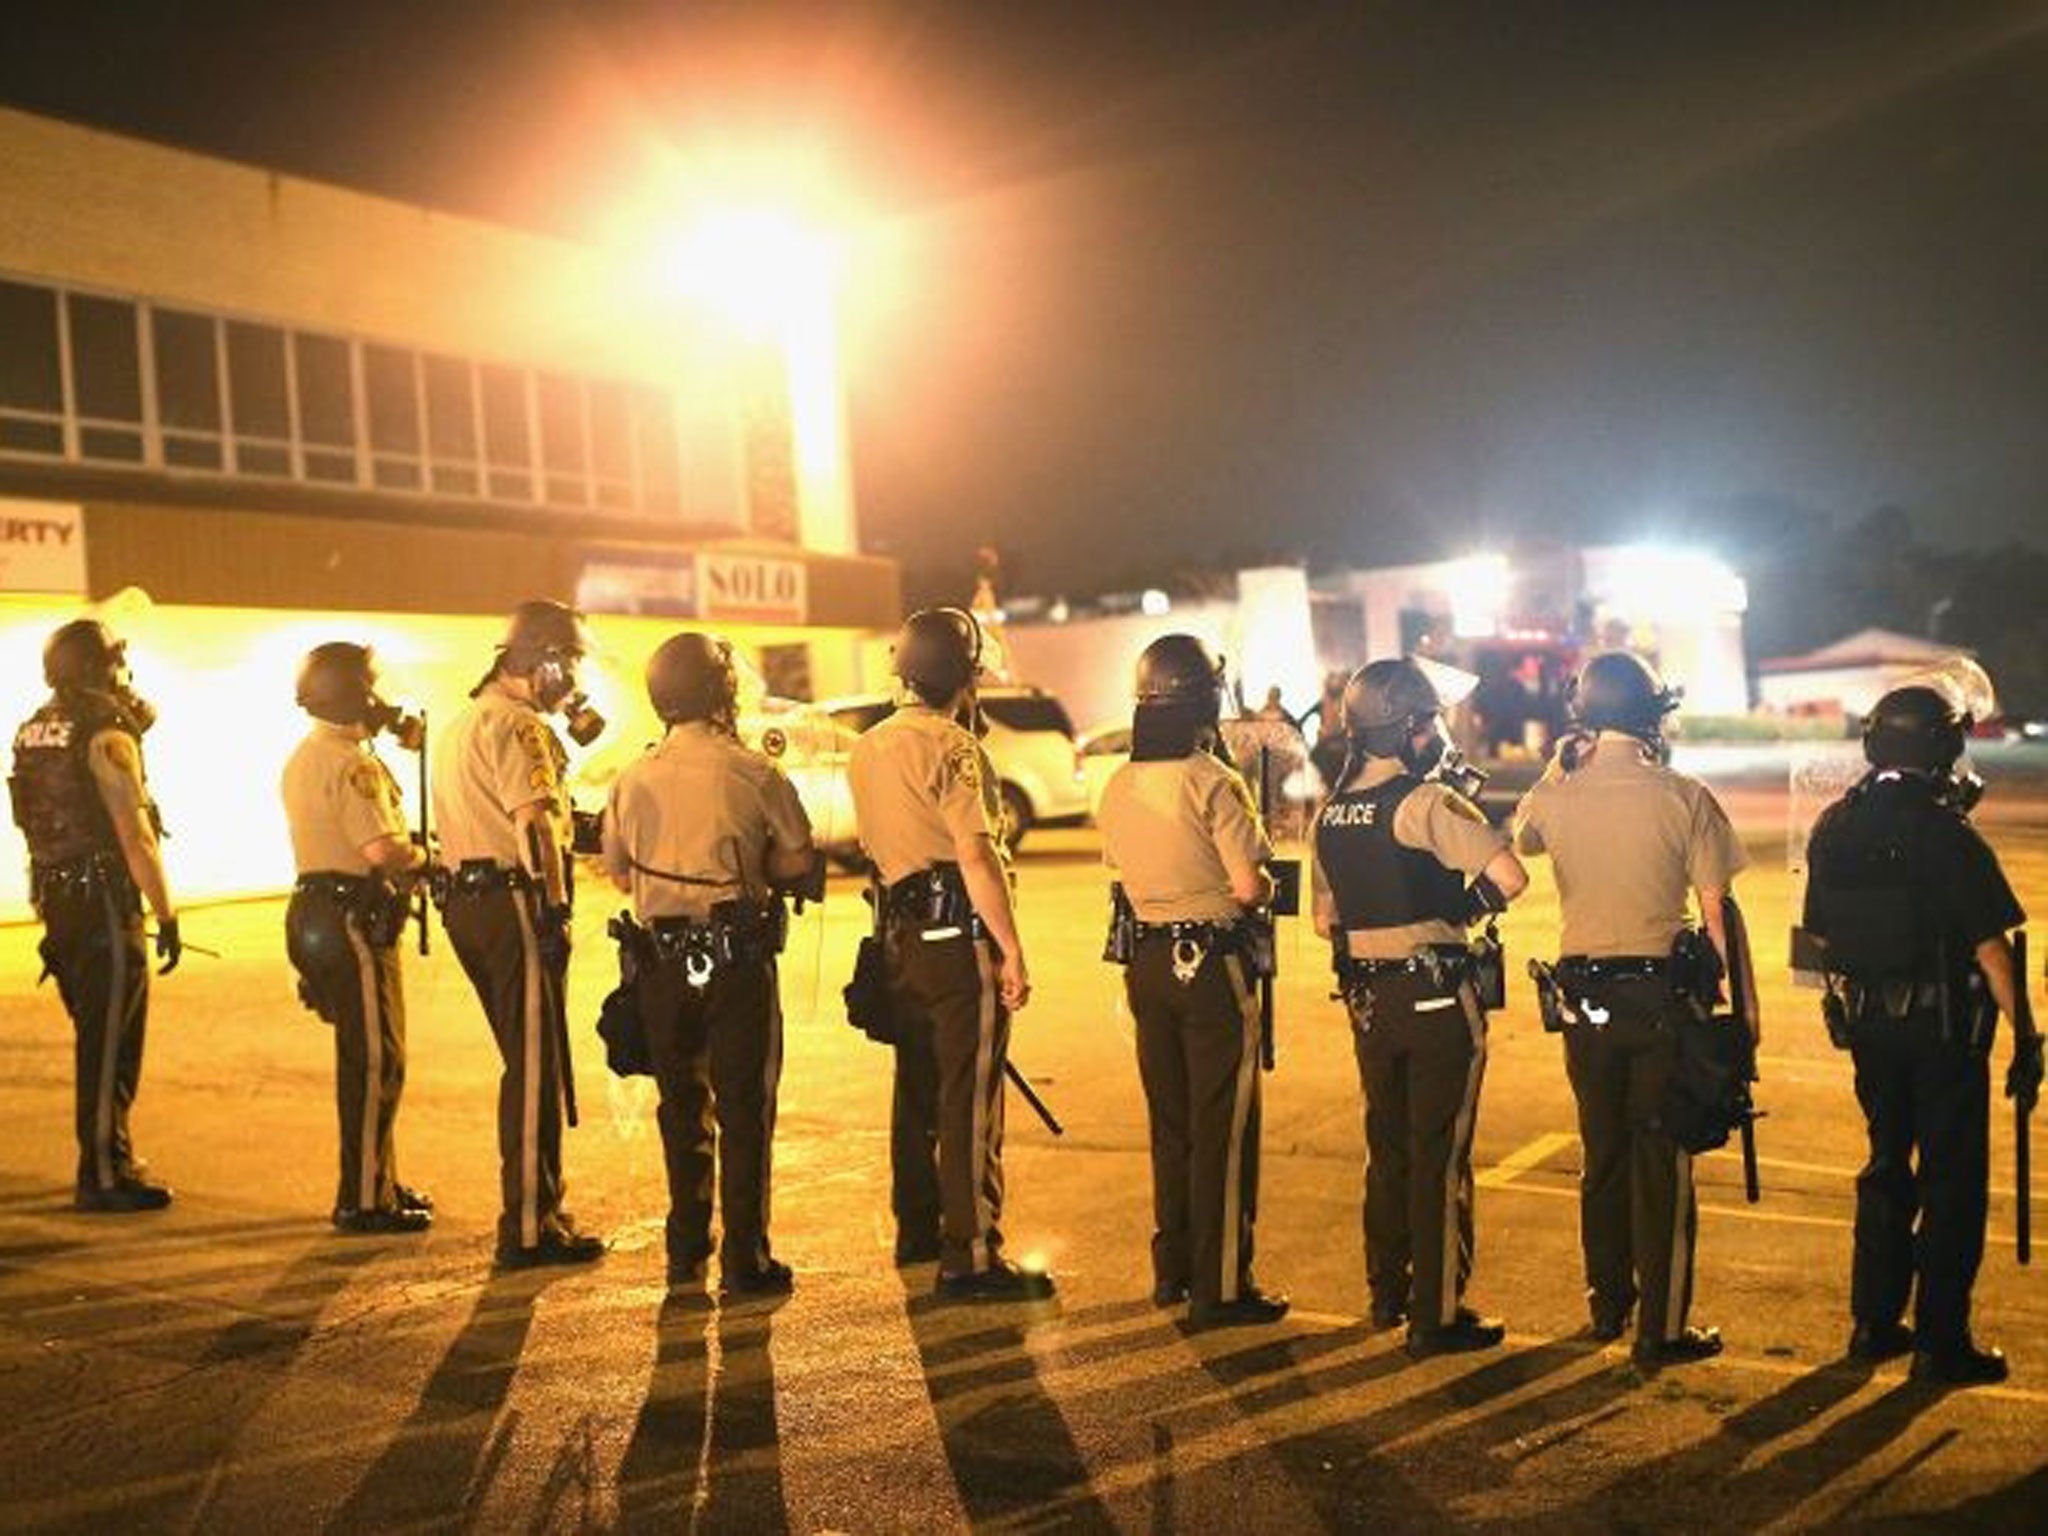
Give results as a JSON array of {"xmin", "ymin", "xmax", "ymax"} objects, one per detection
[
  {"xmin": 432, "ymin": 681, "xmax": 569, "ymax": 868},
  {"xmin": 1099, "ymin": 750, "xmax": 1272, "ymax": 923},
  {"xmin": 848, "ymin": 702, "xmax": 1003, "ymax": 887},
  {"xmin": 1513, "ymin": 731, "xmax": 1747, "ymax": 958},
  {"xmin": 603, "ymin": 722, "xmax": 815, "ymax": 921},
  {"xmin": 1313, "ymin": 759, "xmax": 1508, "ymax": 958},
  {"xmin": 281, "ymin": 721, "xmax": 408, "ymax": 875},
  {"xmin": 1803, "ymin": 772, "xmax": 2024, "ymax": 954}
]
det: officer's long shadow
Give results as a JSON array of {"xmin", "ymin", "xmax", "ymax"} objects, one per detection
[
  {"xmin": 1842, "ymin": 1456, "xmax": 2048, "ymax": 1532},
  {"xmin": 612, "ymin": 1292, "xmax": 792, "ymax": 1535},
  {"xmin": 906, "ymin": 1292, "xmax": 1122, "ymax": 1533},
  {"xmin": 321, "ymin": 1267, "xmax": 554, "ymax": 1533}
]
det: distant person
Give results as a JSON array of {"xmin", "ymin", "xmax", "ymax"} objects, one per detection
[
  {"xmin": 1802, "ymin": 685, "xmax": 2040, "ymax": 1385},
  {"xmin": 10, "ymin": 620, "xmax": 181, "ymax": 1211},
  {"xmin": 1099, "ymin": 634, "xmax": 1287, "ymax": 1328},
  {"xmin": 1310, "ymin": 670, "xmax": 1350, "ymax": 794},
  {"xmin": 1257, "ymin": 686, "xmax": 1290, "ymax": 721},
  {"xmin": 1313, "ymin": 658, "xmax": 1526, "ymax": 1353},
  {"xmin": 434, "ymin": 600, "xmax": 607, "ymax": 1268},
  {"xmin": 603, "ymin": 632, "xmax": 819, "ymax": 1297},
  {"xmin": 280, "ymin": 643, "xmax": 432, "ymax": 1234},
  {"xmin": 849, "ymin": 607, "xmax": 1052, "ymax": 1301},
  {"xmin": 1513, "ymin": 653, "xmax": 1743, "ymax": 1368}
]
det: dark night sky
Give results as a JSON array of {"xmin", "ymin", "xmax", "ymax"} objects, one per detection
[{"xmin": 4, "ymin": 1, "xmax": 2045, "ymax": 598}]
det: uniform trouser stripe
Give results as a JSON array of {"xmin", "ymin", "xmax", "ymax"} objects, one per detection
[
  {"xmin": 1219, "ymin": 956, "xmax": 1264, "ymax": 1304},
  {"xmin": 1442, "ymin": 987, "xmax": 1488, "ymax": 1326},
  {"xmin": 344, "ymin": 919, "xmax": 384, "ymax": 1212},
  {"xmin": 513, "ymin": 894, "xmax": 544, "ymax": 1249},
  {"xmin": 1665, "ymin": 1146, "xmax": 1694, "ymax": 1341},
  {"xmin": 969, "ymin": 939, "xmax": 998, "ymax": 1271},
  {"xmin": 758, "ymin": 963, "xmax": 785, "ymax": 1257},
  {"xmin": 94, "ymin": 882, "xmax": 124, "ymax": 1191}
]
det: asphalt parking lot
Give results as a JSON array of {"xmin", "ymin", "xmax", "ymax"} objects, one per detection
[{"xmin": 2, "ymin": 784, "xmax": 2045, "ymax": 1533}]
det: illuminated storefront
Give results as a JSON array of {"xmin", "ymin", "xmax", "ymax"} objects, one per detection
[{"xmin": 0, "ymin": 107, "xmax": 897, "ymax": 916}]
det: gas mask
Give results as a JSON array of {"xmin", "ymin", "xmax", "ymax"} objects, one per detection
[
  {"xmin": 1400, "ymin": 723, "xmax": 1447, "ymax": 779},
  {"xmin": 1938, "ymin": 765, "xmax": 1985, "ymax": 814},
  {"xmin": 105, "ymin": 653, "xmax": 158, "ymax": 735},
  {"xmin": 365, "ymin": 695, "xmax": 426, "ymax": 753},
  {"xmin": 529, "ymin": 653, "xmax": 606, "ymax": 745},
  {"xmin": 1433, "ymin": 743, "xmax": 1489, "ymax": 801}
]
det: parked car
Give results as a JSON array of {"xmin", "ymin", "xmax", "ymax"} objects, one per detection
[
  {"xmin": 750, "ymin": 686, "xmax": 1089, "ymax": 862},
  {"xmin": 1078, "ymin": 716, "xmax": 1322, "ymax": 835}
]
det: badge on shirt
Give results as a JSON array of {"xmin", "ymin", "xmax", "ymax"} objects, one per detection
[{"xmin": 348, "ymin": 757, "xmax": 399, "ymax": 809}]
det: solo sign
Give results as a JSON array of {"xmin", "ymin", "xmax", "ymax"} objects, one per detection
[
  {"xmin": 0, "ymin": 500, "xmax": 86, "ymax": 595},
  {"xmin": 697, "ymin": 552, "xmax": 806, "ymax": 624}
]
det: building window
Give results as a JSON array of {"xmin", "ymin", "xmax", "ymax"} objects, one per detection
[
  {"xmin": 227, "ymin": 320, "xmax": 292, "ymax": 476},
  {"xmin": 293, "ymin": 332, "xmax": 357, "ymax": 483},
  {"xmin": 424, "ymin": 353, "xmax": 479, "ymax": 496},
  {"xmin": 363, "ymin": 343, "xmax": 421, "ymax": 490},
  {"xmin": 0, "ymin": 270, "xmax": 693, "ymax": 523},
  {"xmin": 68, "ymin": 294, "xmax": 144, "ymax": 463},
  {"xmin": 0, "ymin": 279, "xmax": 63, "ymax": 456},
  {"xmin": 152, "ymin": 308, "xmax": 224, "ymax": 470},
  {"xmin": 479, "ymin": 363, "xmax": 533, "ymax": 502}
]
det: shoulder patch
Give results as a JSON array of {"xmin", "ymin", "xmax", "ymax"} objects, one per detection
[
  {"xmin": 98, "ymin": 734, "xmax": 139, "ymax": 775},
  {"xmin": 347, "ymin": 757, "xmax": 399, "ymax": 807},
  {"xmin": 946, "ymin": 741, "xmax": 982, "ymax": 791},
  {"xmin": 1430, "ymin": 784, "xmax": 1487, "ymax": 824}
]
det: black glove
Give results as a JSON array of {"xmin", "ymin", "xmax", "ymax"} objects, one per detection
[
  {"xmin": 2009, "ymin": 1033, "xmax": 2044, "ymax": 1115},
  {"xmin": 155, "ymin": 917, "xmax": 182, "ymax": 975},
  {"xmin": 536, "ymin": 906, "xmax": 573, "ymax": 970}
]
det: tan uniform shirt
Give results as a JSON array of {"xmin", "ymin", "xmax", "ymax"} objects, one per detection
[
  {"xmin": 848, "ymin": 702, "xmax": 1003, "ymax": 887},
  {"xmin": 281, "ymin": 722, "xmax": 408, "ymax": 875},
  {"xmin": 1513, "ymin": 731, "xmax": 1747, "ymax": 957},
  {"xmin": 603, "ymin": 722, "xmax": 814, "ymax": 921},
  {"xmin": 432, "ymin": 682, "xmax": 569, "ymax": 868},
  {"xmin": 1314, "ymin": 759, "xmax": 1508, "ymax": 959},
  {"xmin": 1099, "ymin": 752, "xmax": 1271, "ymax": 923}
]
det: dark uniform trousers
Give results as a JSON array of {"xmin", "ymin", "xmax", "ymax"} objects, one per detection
[
  {"xmin": 885, "ymin": 923, "xmax": 1008, "ymax": 1274},
  {"xmin": 285, "ymin": 888, "xmax": 407, "ymax": 1214},
  {"xmin": 40, "ymin": 871, "xmax": 149, "ymax": 1193},
  {"xmin": 1347, "ymin": 973, "xmax": 1487, "ymax": 1328},
  {"xmin": 1127, "ymin": 939, "xmax": 1265, "ymax": 1308},
  {"xmin": 1849, "ymin": 1009, "xmax": 1989, "ymax": 1352},
  {"xmin": 444, "ymin": 885, "xmax": 568, "ymax": 1250},
  {"xmin": 634, "ymin": 955, "xmax": 783, "ymax": 1278},
  {"xmin": 1561, "ymin": 981, "xmax": 1697, "ymax": 1344}
]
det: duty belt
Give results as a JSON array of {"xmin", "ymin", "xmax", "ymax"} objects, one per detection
[
  {"xmin": 1556, "ymin": 955, "xmax": 1670, "ymax": 985},
  {"xmin": 294, "ymin": 872, "xmax": 376, "ymax": 902},
  {"xmin": 29, "ymin": 853, "xmax": 130, "ymax": 907},
  {"xmin": 884, "ymin": 863, "xmax": 981, "ymax": 937},
  {"xmin": 1135, "ymin": 918, "xmax": 1252, "ymax": 984},
  {"xmin": 447, "ymin": 860, "xmax": 533, "ymax": 896},
  {"xmin": 1338, "ymin": 944, "xmax": 1472, "ymax": 981},
  {"xmin": 621, "ymin": 903, "xmax": 783, "ymax": 988}
]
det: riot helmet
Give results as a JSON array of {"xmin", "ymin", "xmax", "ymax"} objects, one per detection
[
  {"xmin": 1863, "ymin": 685, "xmax": 1967, "ymax": 774},
  {"xmin": 485, "ymin": 598, "xmax": 605, "ymax": 743},
  {"xmin": 892, "ymin": 607, "xmax": 983, "ymax": 705},
  {"xmin": 1134, "ymin": 634, "xmax": 1226, "ymax": 713},
  {"xmin": 296, "ymin": 642, "xmax": 424, "ymax": 749},
  {"xmin": 647, "ymin": 631, "xmax": 739, "ymax": 731},
  {"xmin": 1568, "ymin": 651, "xmax": 1679, "ymax": 740},
  {"xmin": 1342, "ymin": 658, "xmax": 1444, "ymax": 772},
  {"xmin": 43, "ymin": 618, "xmax": 156, "ymax": 732}
]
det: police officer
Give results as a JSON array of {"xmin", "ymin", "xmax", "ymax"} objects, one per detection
[
  {"xmin": 1803, "ymin": 684, "xmax": 2041, "ymax": 1385},
  {"xmin": 10, "ymin": 619, "xmax": 181, "ymax": 1210},
  {"xmin": 280, "ymin": 643, "xmax": 432, "ymax": 1234},
  {"xmin": 603, "ymin": 632, "xmax": 819, "ymax": 1296},
  {"xmin": 1313, "ymin": 658, "xmax": 1526, "ymax": 1354},
  {"xmin": 848, "ymin": 607, "xmax": 1053, "ymax": 1301},
  {"xmin": 434, "ymin": 599, "xmax": 606, "ymax": 1268},
  {"xmin": 1513, "ymin": 651, "xmax": 1744, "ymax": 1368},
  {"xmin": 1099, "ymin": 634, "xmax": 1288, "ymax": 1328}
]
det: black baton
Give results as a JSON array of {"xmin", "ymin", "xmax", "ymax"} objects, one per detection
[
  {"xmin": 2017, "ymin": 929, "xmax": 2032, "ymax": 1265},
  {"xmin": 1005, "ymin": 1060, "xmax": 1064, "ymax": 1137}
]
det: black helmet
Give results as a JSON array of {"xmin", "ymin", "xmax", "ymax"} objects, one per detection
[
  {"xmin": 1134, "ymin": 633, "xmax": 1225, "ymax": 710},
  {"xmin": 296, "ymin": 642, "xmax": 379, "ymax": 726},
  {"xmin": 892, "ymin": 607, "xmax": 982, "ymax": 702},
  {"xmin": 1863, "ymin": 685, "xmax": 1967, "ymax": 773},
  {"xmin": 43, "ymin": 619, "xmax": 125, "ymax": 692},
  {"xmin": 647, "ymin": 631, "xmax": 738, "ymax": 727},
  {"xmin": 1569, "ymin": 651, "xmax": 1679, "ymax": 737},
  {"xmin": 1342, "ymin": 658, "xmax": 1441, "ymax": 759},
  {"xmin": 500, "ymin": 599, "xmax": 588, "ymax": 670}
]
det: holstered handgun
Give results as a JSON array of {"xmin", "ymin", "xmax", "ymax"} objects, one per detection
[
  {"xmin": 1468, "ymin": 921, "xmax": 1506, "ymax": 1012},
  {"xmin": 1527, "ymin": 957, "xmax": 1574, "ymax": 1033},
  {"xmin": 1104, "ymin": 882, "xmax": 1137, "ymax": 966}
]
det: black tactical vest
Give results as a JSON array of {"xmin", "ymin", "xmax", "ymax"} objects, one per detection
[
  {"xmin": 1805, "ymin": 774, "xmax": 1945, "ymax": 982},
  {"xmin": 1315, "ymin": 776, "xmax": 1468, "ymax": 931},
  {"xmin": 8, "ymin": 693, "xmax": 130, "ymax": 868}
]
